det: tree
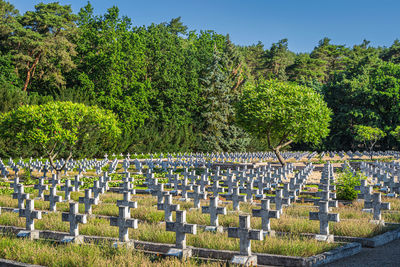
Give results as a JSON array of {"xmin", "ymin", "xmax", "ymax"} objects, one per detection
[
  {"xmin": 0, "ymin": 101, "xmax": 121, "ymax": 173},
  {"xmin": 236, "ymin": 80, "xmax": 332, "ymax": 165},
  {"xmin": 7, "ymin": 2, "xmax": 77, "ymax": 92},
  {"xmin": 263, "ymin": 39, "xmax": 295, "ymax": 80},
  {"xmin": 353, "ymin": 125, "xmax": 386, "ymax": 159},
  {"xmin": 391, "ymin": 126, "xmax": 400, "ymax": 141}
]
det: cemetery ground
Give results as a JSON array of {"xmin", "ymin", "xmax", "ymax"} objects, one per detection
[{"xmin": 0, "ymin": 153, "xmax": 399, "ymax": 266}]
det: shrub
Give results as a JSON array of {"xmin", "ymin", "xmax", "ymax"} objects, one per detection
[{"xmin": 335, "ymin": 170, "xmax": 365, "ymax": 200}]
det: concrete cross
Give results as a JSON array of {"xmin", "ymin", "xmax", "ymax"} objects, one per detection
[
  {"xmin": 71, "ymin": 175, "xmax": 83, "ymax": 192},
  {"xmin": 157, "ymin": 194, "xmax": 179, "ymax": 222},
  {"xmin": 252, "ymin": 199, "xmax": 279, "ymax": 232},
  {"xmin": 110, "ymin": 206, "xmax": 138, "ymax": 242},
  {"xmin": 44, "ymin": 186, "xmax": 62, "ymax": 212},
  {"xmin": 79, "ymin": 189, "xmax": 98, "ymax": 214},
  {"xmin": 356, "ymin": 180, "xmax": 373, "ymax": 202},
  {"xmin": 90, "ymin": 180, "xmax": 105, "ymax": 200},
  {"xmin": 19, "ymin": 199, "xmax": 42, "ymax": 231},
  {"xmin": 274, "ymin": 189, "xmax": 291, "ymax": 214},
  {"xmin": 245, "ymin": 180, "xmax": 257, "ymax": 203},
  {"xmin": 62, "ymin": 202, "xmax": 87, "ymax": 236},
  {"xmin": 61, "ymin": 179, "xmax": 74, "ymax": 201},
  {"xmin": 364, "ymin": 193, "xmax": 390, "ymax": 220},
  {"xmin": 166, "ymin": 210, "xmax": 197, "ymax": 249},
  {"xmin": 196, "ymin": 174, "xmax": 210, "ymax": 193},
  {"xmin": 119, "ymin": 181, "xmax": 135, "ymax": 195},
  {"xmin": 179, "ymin": 178, "xmax": 193, "ymax": 201},
  {"xmin": 228, "ymin": 215, "xmax": 263, "ymax": 256},
  {"xmin": 188, "ymin": 185, "xmax": 206, "ymax": 209},
  {"xmin": 150, "ymin": 182, "xmax": 165, "ymax": 204},
  {"xmin": 13, "ymin": 184, "xmax": 29, "ymax": 210},
  {"xmin": 34, "ymin": 178, "xmax": 48, "ymax": 199},
  {"xmin": 201, "ymin": 196, "xmax": 226, "ymax": 227},
  {"xmin": 12, "ymin": 177, "xmax": 19, "ymax": 192},
  {"xmin": 309, "ymin": 201, "xmax": 339, "ymax": 236},
  {"xmin": 49, "ymin": 174, "xmax": 59, "ymax": 188},
  {"xmin": 225, "ymin": 187, "xmax": 246, "ymax": 211},
  {"xmin": 315, "ymin": 191, "xmax": 338, "ymax": 208},
  {"xmin": 209, "ymin": 180, "xmax": 225, "ymax": 197},
  {"xmin": 117, "ymin": 191, "xmax": 138, "ymax": 210}
]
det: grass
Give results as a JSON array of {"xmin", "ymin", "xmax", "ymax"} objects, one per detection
[
  {"xmin": 0, "ymin": 211, "xmax": 338, "ymax": 257},
  {"xmin": 0, "ymin": 234, "xmax": 219, "ymax": 267}
]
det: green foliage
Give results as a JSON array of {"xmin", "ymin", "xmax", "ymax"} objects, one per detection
[
  {"xmin": 236, "ymin": 80, "xmax": 331, "ymax": 164},
  {"xmin": 336, "ymin": 170, "xmax": 363, "ymax": 201},
  {"xmin": 354, "ymin": 125, "xmax": 386, "ymax": 155},
  {"xmin": 390, "ymin": 126, "xmax": 400, "ymax": 141},
  {"xmin": 0, "ymin": 101, "xmax": 121, "ymax": 163}
]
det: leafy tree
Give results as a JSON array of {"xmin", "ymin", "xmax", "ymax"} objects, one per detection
[
  {"xmin": 263, "ymin": 39, "xmax": 295, "ymax": 80},
  {"xmin": 391, "ymin": 126, "xmax": 400, "ymax": 142},
  {"xmin": 6, "ymin": 2, "xmax": 77, "ymax": 92},
  {"xmin": 0, "ymin": 102, "xmax": 121, "ymax": 172},
  {"xmin": 236, "ymin": 80, "xmax": 332, "ymax": 165},
  {"xmin": 353, "ymin": 125, "xmax": 386, "ymax": 159}
]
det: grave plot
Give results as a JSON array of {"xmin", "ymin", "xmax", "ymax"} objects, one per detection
[{"xmin": 0, "ymin": 155, "xmax": 399, "ymax": 266}]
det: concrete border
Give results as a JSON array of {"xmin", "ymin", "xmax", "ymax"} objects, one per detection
[{"xmin": 0, "ymin": 259, "xmax": 43, "ymax": 267}]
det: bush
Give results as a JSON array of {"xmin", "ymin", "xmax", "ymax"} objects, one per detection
[{"xmin": 336, "ymin": 170, "xmax": 365, "ymax": 200}]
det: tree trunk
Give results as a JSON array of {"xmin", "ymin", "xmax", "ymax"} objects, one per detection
[{"xmin": 273, "ymin": 148, "xmax": 286, "ymax": 166}]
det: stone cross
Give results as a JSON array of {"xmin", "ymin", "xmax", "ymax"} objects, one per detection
[
  {"xmin": 364, "ymin": 193, "xmax": 390, "ymax": 220},
  {"xmin": 202, "ymin": 196, "xmax": 226, "ymax": 227},
  {"xmin": 110, "ymin": 206, "xmax": 138, "ymax": 242},
  {"xmin": 49, "ymin": 174, "xmax": 59, "ymax": 188},
  {"xmin": 61, "ymin": 179, "xmax": 74, "ymax": 201},
  {"xmin": 309, "ymin": 201, "xmax": 339, "ymax": 236},
  {"xmin": 315, "ymin": 191, "xmax": 338, "ymax": 208},
  {"xmin": 150, "ymin": 182, "xmax": 165, "ymax": 204},
  {"xmin": 71, "ymin": 175, "xmax": 83, "ymax": 192},
  {"xmin": 252, "ymin": 199, "xmax": 279, "ymax": 232},
  {"xmin": 188, "ymin": 185, "xmax": 206, "ymax": 209},
  {"xmin": 157, "ymin": 194, "xmax": 179, "ymax": 222},
  {"xmin": 19, "ymin": 199, "xmax": 42, "ymax": 231},
  {"xmin": 209, "ymin": 180, "xmax": 224, "ymax": 197},
  {"xmin": 228, "ymin": 215, "xmax": 263, "ymax": 256},
  {"xmin": 117, "ymin": 191, "xmax": 137, "ymax": 210},
  {"xmin": 44, "ymin": 186, "xmax": 62, "ymax": 212},
  {"xmin": 166, "ymin": 210, "xmax": 197, "ymax": 249},
  {"xmin": 90, "ymin": 180, "xmax": 105, "ymax": 200},
  {"xmin": 79, "ymin": 189, "xmax": 98, "ymax": 214},
  {"xmin": 225, "ymin": 187, "xmax": 246, "ymax": 211},
  {"xmin": 196, "ymin": 174, "xmax": 210, "ymax": 193},
  {"xmin": 274, "ymin": 189, "xmax": 291, "ymax": 214},
  {"xmin": 179, "ymin": 178, "xmax": 193, "ymax": 201},
  {"xmin": 245, "ymin": 180, "xmax": 257, "ymax": 203},
  {"xmin": 62, "ymin": 202, "xmax": 87, "ymax": 236},
  {"xmin": 34, "ymin": 178, "xmax": 48, "ymax": 199},
  {"xmin": 119, "ymin": 181, "xmax": 135, "ymax": 195},
  {"xmin": 13, "ymin": 184, "xmax": 29, "ymax": 210}
]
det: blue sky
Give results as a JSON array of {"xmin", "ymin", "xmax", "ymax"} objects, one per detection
[{"xmin": 9, "ymin": 0, "xmax": 400, "ymax": 52}]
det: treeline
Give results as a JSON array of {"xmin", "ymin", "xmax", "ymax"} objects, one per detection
[{"xmin": 0, "ymin": 1, "xmax": 400, "ymax": 157}]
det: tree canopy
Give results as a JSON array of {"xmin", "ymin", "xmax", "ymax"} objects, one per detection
[
  {"xmin": 236, "ymin": 80, "xmax": 332, "ymax": 165},
  {"xmin": 0, "ymin": 101, "xmax": 121, "ymax": 168}
]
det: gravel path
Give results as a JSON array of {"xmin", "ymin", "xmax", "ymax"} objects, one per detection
[{"xmin": 324, "ymin": 238, "xmax": 400, "ymax": 267}]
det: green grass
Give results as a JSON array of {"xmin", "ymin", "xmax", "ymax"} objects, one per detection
[
  {"xmin": 0, "ymin": 234, "xmax": 218, "ymax": 267},
  {"xmin": 0, "ymin": 211, "xmax": 338, "ymax": 257}
]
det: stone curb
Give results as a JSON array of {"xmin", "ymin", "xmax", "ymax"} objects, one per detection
[
  {"xmin": 0, "ymin": 225, "xmax": 361, "ymax": 267},
  {"xmin": 334, "ymin": 226, "xmax": 400, "ymax": 247},
  {"xmin": 0, "ymin": 259, "xmax": 43, "ymax": 267}
]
